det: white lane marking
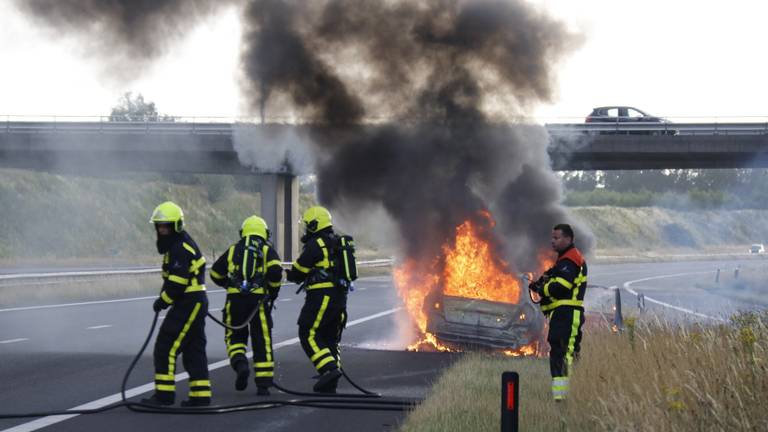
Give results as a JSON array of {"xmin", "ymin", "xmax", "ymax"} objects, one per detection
[
  {"xmin": 0, "ymin": 289, "xmax": 232, "ymax": 313},
  {"xmin": 622, "ymin": 271, "xmax": 725, "ymax": 322},
  {"xmin": 86, "ymin": 325, "xmax": 112, "ymax": 330},
  {"xmin": 0, "ymin": 296, "xmax": 159, "ymax": 313},
  {"xmin": 279, "ymin": 298, "xmax": 292, "ymax": 302},
  {"xmin": 2, "ymin": 306, "xmax": 403, "ymax": 432},
  {"xmin": 0, "ymin": 281, "xmax": 347, "ymax": 313},
  {"xmin": 0, "ymin": 338, "xmax": 28, "ymax": 344}
]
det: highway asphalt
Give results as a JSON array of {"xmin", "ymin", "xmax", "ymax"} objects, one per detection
[{"xmin": 0, "ymin": 259, "xmax": 765, "ymax": 432}]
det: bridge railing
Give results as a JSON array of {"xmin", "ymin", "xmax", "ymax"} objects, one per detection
[
  {"xmin": 4, "ymin": 115, "xmax": 768, "ymax": 136},
  {"xmin": 546, "ymin": 121, "xmax": 768, "ymax": 136}
]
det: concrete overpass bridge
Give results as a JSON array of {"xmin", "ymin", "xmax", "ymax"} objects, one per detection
[{"xmin": 2, "ymin": 119, "xmax": 768, "ymax": 257}]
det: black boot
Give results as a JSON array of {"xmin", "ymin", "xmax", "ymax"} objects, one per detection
[
  {"xmin": 234, "ymin": 360, "xmax": 250, "ymax": 391},
  {"xmin": 256, "ymin": 386, "xmax": 271, "ymax": 396},
  {"xmin": 180, "ymin": 398, "xmax": 211, "ymax": 407},
  {"xmin": 140, "ymin": 393, "xmax": 174, "ymax": 407},
  {"xmin": 313, "ymin": 368, "xmax": 342, "ymax": 393}
]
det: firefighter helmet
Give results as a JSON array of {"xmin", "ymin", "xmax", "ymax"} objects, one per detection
[
  {"xmin": 241, "ymin": 215, "xmax": 269, "ymax": 239},
  {"xmin": 150, "ymin": 201, "xmax": 184, "ymax": 233},
  {"xmin": 302, "ymin": 206, "xmax": 332, "ymax": 233}
]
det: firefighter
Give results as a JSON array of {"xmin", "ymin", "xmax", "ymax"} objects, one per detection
[
  {"xmin": 142, "ymin": 201, "xmax": 211, "ymax": 407},
  {"xmin": 529, "ymin": 223, "xmax": 587, "ymax": 402},
  {"xmin": 286, "ymin": 206, "xmax": 349, "ymax": 393},
  {"xmin": 210, "ymin": 215, "xmax": 283, "ymax": 396}
]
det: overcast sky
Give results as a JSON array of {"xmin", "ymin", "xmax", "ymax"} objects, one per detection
[{"xmin": 1, "ymin": 0, "xmax": 766, "ymax": 122}]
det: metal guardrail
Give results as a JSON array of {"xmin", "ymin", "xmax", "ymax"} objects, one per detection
[
  {"xmin": 2, "ymin": 117, "xmax": 768, "ymax": 136},
  {"xmin": 546, "ymin": 122, "xmax": 768, "ymax": 136},
  {"xmin": 0, "ymin": 259, "xmax": 394, "ymax": 283}
]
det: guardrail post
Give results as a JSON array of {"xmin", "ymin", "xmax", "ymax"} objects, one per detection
[
  {"xmin": 614, "ymin": 288, "xmax": 624, "ymax": 331},
  {"xmin": 734, "ymin": 266, "xmax": 740, "ymax": 280},
  {"xmin": 500, "ymin": 372, "xmax": 519, "ymax": 432},
  {"xmin": 637, "ymin": 293, "xmax": 645, "ymax": 312}
]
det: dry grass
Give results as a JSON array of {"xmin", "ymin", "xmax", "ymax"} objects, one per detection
[{"xmin": 400, "ymin": 311, "xmax": 768, "ymax": 431}]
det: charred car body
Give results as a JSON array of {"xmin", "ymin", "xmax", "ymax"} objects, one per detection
[{"xmin": 425, "ymin": 283, "xmax": 544, "ymax": 350}]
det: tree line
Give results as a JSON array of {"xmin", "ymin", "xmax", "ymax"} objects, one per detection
[{"xmin": 561, "ymin": 169, "xmax": 768, "ymax": 209}]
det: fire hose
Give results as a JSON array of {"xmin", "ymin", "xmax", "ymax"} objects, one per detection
[{"xmin": 0, "ymin": 305, "xmax": 421, "ymax": 420}]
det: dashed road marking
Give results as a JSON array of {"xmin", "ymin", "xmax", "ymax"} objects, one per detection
[
  {"xmin": 0, "ymin": 338, "xmax": 28, "ymax": 344},
  {"xmin": 86, "ymin": 325, "xmax": 112, "ymax": 330}
]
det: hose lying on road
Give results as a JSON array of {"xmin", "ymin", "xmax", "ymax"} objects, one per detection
[
  {"xmin": 0, "ymin": 309, "xmax": 421, "ymax": 419},
  {"xmin": 206, "ymin": 302, "xmax": 384, "ymax": 400}
]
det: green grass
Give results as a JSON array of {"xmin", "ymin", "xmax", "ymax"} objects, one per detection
[
  {"xmin": 0, "ymin": 169, "xmax": 261, "ymax": 261},
  {"xmin": 571, "ymin": 206, "xmax": 768, "ymax": 253}
]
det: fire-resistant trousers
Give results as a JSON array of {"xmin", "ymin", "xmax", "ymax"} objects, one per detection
[
  {"xmin": 223, "ymin": 293, "xmax": 275, "ymax": 386},
  {"xmin": 153, "ymin": 294, "xmax": 211, "ymax": 404},
  {"xmin": 297, "ymin": 289, "xmax": 347, "ymax": 374},
  {"xmin": 546, "ymin": 306, "xmax": 584, "ymax": 401}
]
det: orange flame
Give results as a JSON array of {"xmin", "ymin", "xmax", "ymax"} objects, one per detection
[
  {"xmin": 394, "ymin": 212, "xmax": 550, "ymax": 356},
  {"xmin": 442, "ymin": 217, "xmax": 521, "ymax": 303},
  {"xmin": 503, "ymin": 343, "xmax": 539, "ymax": 357}
]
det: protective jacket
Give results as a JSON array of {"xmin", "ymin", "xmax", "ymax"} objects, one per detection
[
  {"xmin": 538, "ymin": 244, "xmax": 587, "ymax": 402},
  {"xmin": 153, "ymin": 231, "xmax": 211, "ymax": 405},
  {"xmin": 538, "ymin": 245, "xmax": 588, "ymax": 314},
  {"xmin": 287, "ymin": 228, "xmax": 348, "ymax": 381},
  {"xmin": 210, "ymin": 235, "xmax": 282, "ymax": 388}
]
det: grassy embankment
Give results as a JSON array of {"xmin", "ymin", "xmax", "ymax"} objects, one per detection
[
  {"xmin": 3, "ymin": 168, "xmax": 768, "ymax": 263},
  {"xmin": 400, "ymin": 311, "xmax": 768, "ymax": 431},
  {"xmin": 0, "ymin": 169, "xmax": 263, "ymax": 264},
  {"xmin": 571, "ymin": 206, "xmax": 768, "ymax": 259}
]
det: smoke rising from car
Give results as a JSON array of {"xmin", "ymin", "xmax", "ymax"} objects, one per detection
[
  {"xmin": 16, "ymin": 0, "xmax": 594, "ymax": 269},
  {"xmin": 241, "ymin": 0, "xmax": 592, "ymax": 267}
]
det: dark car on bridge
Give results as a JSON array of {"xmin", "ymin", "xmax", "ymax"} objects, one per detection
[
  {"xmin": 585, "ymin": 106, "xmax": 667, "ymax": 123},
  {"xmin": 425, "ymin": 283, "xmax": 544, "ymax": 352},
  {"xmin": 585, "ymin": 106, "xmax": 677, "ymax": 135}
]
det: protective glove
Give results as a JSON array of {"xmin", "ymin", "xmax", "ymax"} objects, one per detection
[
  {"xmin": 528, "ymin": 275, "xmax": 547, "ymax": 295},
  {"xmin": 153, "ymin": 297, "xmax": 170, "ymax": 313},
  {"xmin": 528, "ymin": 280, "xmax": 542, "ymax": 295}
]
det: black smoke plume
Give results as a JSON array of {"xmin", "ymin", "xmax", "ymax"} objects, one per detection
[
  {"xmin": 241, "ymin": 0, "xmax": 592, "ymax": 268},
  {"xmin": 15, "ymin": 0, "xmax": 235, "ymax": 76},
  {"xmin": 18, "ymin": 0, "xmax": 593, "ymax": 270}
]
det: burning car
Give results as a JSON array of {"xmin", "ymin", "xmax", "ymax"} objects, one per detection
[
  {"xmin": 395, "ymin": 212, "xmax": 551, "ymax": 355},
  {"xmin": 425, "ymin": 287, "xmax": 544, "ymax": 351}
]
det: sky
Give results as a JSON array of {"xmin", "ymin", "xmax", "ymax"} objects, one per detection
[{"xmin": 1, "ymin": 0, "xmax": 767, "ymax": 122}]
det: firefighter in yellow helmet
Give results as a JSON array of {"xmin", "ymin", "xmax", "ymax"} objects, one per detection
[
  {"xmin": 142, "ymin": 201, "xmax": 211, "ymax": 407},
  {"xmin": 528, "ymin": 224, "xmax": 587, "ymax": 402},
  {"xmin": 210, "ymin": 215, "xmax": 283, "ymax": 396},
  {"xmin": 286, "ymin": 206, "xmax": 350, "ymax": 393}
]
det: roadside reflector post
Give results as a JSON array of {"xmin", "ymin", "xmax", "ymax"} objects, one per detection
[
  {"xmin": 614, "ymin": 288, "xmax": 624, "ymax": 331},
  {"xmin": 501, "ymin": 371, "xmax": 519, "ymax": 432}
]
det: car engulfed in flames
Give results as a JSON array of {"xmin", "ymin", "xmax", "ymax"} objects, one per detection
[
  {"xmin": 394, "ymin": 211, "xmax": 552, "ymax": 355},
  {"xmin": 426, "ymin": 291, "xmax": 543, "ymax": 352}
]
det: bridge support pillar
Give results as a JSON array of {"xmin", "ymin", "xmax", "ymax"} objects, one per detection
[{"xmin": 260, "ymin": 174, "xmax": 299, "ymax": 261}]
